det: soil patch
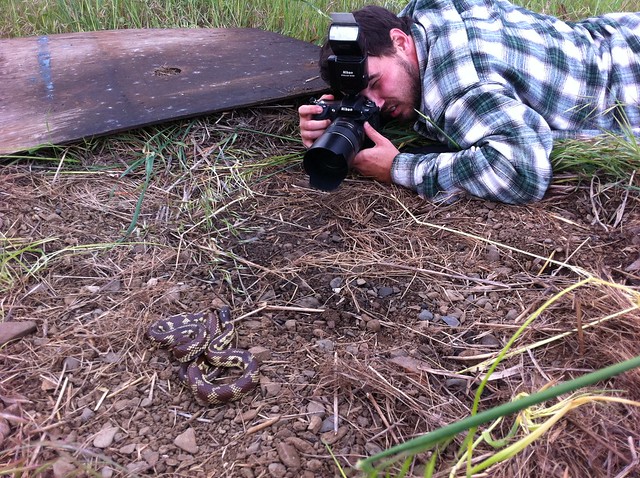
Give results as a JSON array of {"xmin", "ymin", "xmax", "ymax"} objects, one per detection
[{"xmin": 1, "ymin": 107, "xmax": 640, "ymax": 477}]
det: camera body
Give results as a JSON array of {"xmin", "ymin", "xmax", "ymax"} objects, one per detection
[
  {"xmin": 303, "ymin": 13, "xmax": 381, "ymax": 191},
  {"xmin": 311, "ymin": 95, "xmax": 379, "ymax": 124}
]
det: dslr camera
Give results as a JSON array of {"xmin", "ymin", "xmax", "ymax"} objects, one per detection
[{"xmin": 303, "ymin": 13, "xmax": 380, "ymax": 191}]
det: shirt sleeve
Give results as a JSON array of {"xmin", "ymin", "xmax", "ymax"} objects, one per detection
[{"xmin": 391, "ymin": 83, "xmax": 554, "ymax": 204}]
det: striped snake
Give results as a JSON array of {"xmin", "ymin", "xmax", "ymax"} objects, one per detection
[{"xmin": 147, "ymin": 306, "xmax": 259, "ymax": 405}]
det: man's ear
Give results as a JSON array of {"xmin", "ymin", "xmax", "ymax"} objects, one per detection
[{"xmin": 389, "ymin": 28, "xmax": 413, "ymax": 53}]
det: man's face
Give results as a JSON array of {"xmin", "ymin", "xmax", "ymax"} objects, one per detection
[{"xmin": 360, "ymin": 53, "xmax": 422, "ymax": 123}]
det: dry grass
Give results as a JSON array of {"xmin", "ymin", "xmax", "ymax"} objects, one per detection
[{"xmin": 1, "ymin": 105, "xmax": 640, "ymax": 477}]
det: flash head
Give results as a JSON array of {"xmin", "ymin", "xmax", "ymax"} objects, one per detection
[
  {"xmin": 328, "ymin": 13, "xmax": 362, "ymax": 54},
  {"xmin": 326, "ymin": 12, "xmax": 369, "ymax": 95}
]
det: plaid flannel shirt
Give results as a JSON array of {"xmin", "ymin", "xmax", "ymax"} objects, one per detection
[{"xmin": 392, "ymin": 0, "xmax": 640, "ymax": 203}]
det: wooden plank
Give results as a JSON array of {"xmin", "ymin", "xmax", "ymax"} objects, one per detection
[{"xmin": 0, "ymin": 28, "xmax": 327, "ymax": 154}]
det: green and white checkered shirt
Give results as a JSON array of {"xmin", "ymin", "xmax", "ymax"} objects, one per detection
[{"xmin": 392, "ymin": 0, "xmax": 640, "ymax": 203}]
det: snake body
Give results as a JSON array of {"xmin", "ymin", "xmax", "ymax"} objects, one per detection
[{"xmin": 148, "ymin": 306, "xmax": 259, "ymax": 405}]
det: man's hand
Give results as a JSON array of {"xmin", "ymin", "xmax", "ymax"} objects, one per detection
[
  {"xmin": 351, "ymin": 122, "xmax": 398, "ymax": 183},
  {"xmin": 298, "ymin": 94, "xmax": 334, "ymax": 148}
]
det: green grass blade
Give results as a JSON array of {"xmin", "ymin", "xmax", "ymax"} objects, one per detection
[{"xmin": 356, "ymin": 354, "xmax": 640, "ymax": 473}]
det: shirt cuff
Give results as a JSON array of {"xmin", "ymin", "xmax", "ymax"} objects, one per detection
[{"xmin": 391, "ymin": 152, "xmax": 467, "ymax": 203}]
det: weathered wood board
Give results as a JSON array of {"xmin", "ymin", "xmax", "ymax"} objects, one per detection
[{"xmin": 0, "ymin": 28, "xmax": 328, "ymax": 154}]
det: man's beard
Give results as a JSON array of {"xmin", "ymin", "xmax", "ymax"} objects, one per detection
[{"xmin": 400, "ymin": 56, "xmax": 422, "ymax": 121}]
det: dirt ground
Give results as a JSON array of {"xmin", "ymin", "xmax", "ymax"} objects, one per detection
[{"xmin": 2, "ymin": 105, "xmax": 640, "ymax": 478}]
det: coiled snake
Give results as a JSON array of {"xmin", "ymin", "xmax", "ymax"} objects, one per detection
[{"xmin": 147, "ymin": 306, "xmax": 259, "ymax": 405}]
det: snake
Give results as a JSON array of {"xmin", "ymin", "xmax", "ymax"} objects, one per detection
[{"xmin": 147, "ymin": 305, "xmax": 259, "ymax": 405}]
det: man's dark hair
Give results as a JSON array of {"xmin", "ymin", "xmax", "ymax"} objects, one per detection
[{"xmin": 319, "ymin": 5, "xmax": 414, "ymax": 85}]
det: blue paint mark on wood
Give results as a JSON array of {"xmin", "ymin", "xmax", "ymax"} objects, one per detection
[{"xmin": 37, "ymin": 36, "xmax": 54, "ymax": 99}]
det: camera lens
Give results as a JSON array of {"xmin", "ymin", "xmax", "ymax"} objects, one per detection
[{"xmin": 303, "ymin": 119, "xmax": 364, "ymax": 191}]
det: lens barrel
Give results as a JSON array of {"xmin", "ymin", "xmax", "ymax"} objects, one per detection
[{"xmin": 303, "ymin": 118, "xmax": 365, "ymax": 191}]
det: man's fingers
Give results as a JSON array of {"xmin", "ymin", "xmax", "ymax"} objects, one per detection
[
  {"xmin": 300, "ymin": 118, "xmax": 330, "ymax": 148},
  {"xmin": 299, "ymin": 102, "xmax": 331, "ymax": 148},
  {"xmin": 363, "ymin": 122, "xmax": 385, "ymax": 143}
]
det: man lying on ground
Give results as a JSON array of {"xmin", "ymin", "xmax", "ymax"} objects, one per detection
[{"xmin": 299, "ymin": 0, "xmax": 640, "ymax": 204}]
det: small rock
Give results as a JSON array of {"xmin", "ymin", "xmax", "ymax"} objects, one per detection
[
  {"xmin": 319, "ymin": 416, "xmax": 336, "ymax": 433},
  {"xmin": 479, "ymin": 334, "xmax": 502, "ymax": 347},
  {"xmin": 101, "ymin": 280, "xmax": 121, "ymax": 293},
  {"xmin": 626, "ymin": 256, "xmax": 640, "ymax": 272},
  {"xmin": 388, "ymin": 355, "xmax": 425, "ymax": 374},
  {"xmin": 100, "ymin": 467, "xmax": 114, "ymax": 478},
  {"xmin": 445, "ymin": 378, "xmax": 468, "ymax": 391},
  {"xmin": 418, "ymin": 310, "xmax": 434, "ymax": 321},
  {"xmin": 174, "ymin": 427, "xmax": 198, "ymax": 454},
  {"xmin": 244, "ymin": 320, "xmax": 263, "ymax": 330},
  {"xmin": 64, "ymin": 430, "xmax": 78, "ymax": 444},
  {"xmin": 312, "ymin": 328, "xmax": 325, "ymax": 338},
  {"xmin": 246, "ymin": 441, "xmax": 261, "ymax": 454},
  {"xmin": 239, "ymin": 469, "xmax": 255, "ymax": 478},
  {"xmin": 234, "ymin": 408, "xmax": 260, "ymax": 424},
  {"xmin": 52, "ymin": 458, "xmax": 76, "ymax": 478},
  {"xmin": 80, "ymin": 408, "xmax": 95, "ymax": 422},
  {"xmin": 101, "ymin": 352, "xmax": 121, "ymax": 364},
  {"xmin": 248, "ymin": 345, "xmax": 271, "ymax": 362},
  {"xmin": 285, "ymin": 437, "xmax": 315, "ymax": 454},
  {"xmin": 444, "ymin": 289, "xmax": 465, "ymax": 302},
  {"xmin": 486, "ymin": 244, "xmax": 501, "ymax": 262},
  {"xmin": 357, "ymin": 416, "xmax": 370, "ymax": 427},
  {"xmin": 505, "ymin": 309, "xmax": 520, "ymax": 321},
  {"xmin": 329, "ymin": 277, "xmax": 343, "ymax": 289},
  {"xmin": 0, "ymin": 418, "xmax": 10, "ymax": 442},
  {"xmin": 63, "ymin": 356, "xmax": 81, "ymax": 372},
  {"xmin": 143, "ymin": 450, "xmax": 160, "ymax": 467},
  {"xmin": 365, "ymin": 441, "xmax": 384, "ymax": 455},
  {"xmin": 315, "ymin": 339, "xmax": 334, "ymax": 353},
  {"xmin": 93, "ymin": 425, "xmax": 118, "ymax": 448},
  {"xmin": 268, "ymin": 462, "xmax": 287, "ymax": 478},
  {"xmin": 276, "ymin": 442, "xmax": 301, "ymax": 469},
  {"xmin": 113, "ymin": 399, "xmax": 132, "ymax": 412},
  {"xmin": 45, "ymin": 212, "xmax": 62, "ymax": 222},
  {"xmin": 83, "ymin": 285, "xmax": 101, "ymax": 294},
  {"xmin": 308, "ymin": 415, "xmax": 322, "ymax": 434},
  {"xmin": 307, "ymin": 401, "xmax": 325, "ymax": 416},
  {"xmin": 345, "ymin": 344, "xmax": 359, "ymax": 355},
  {"xmin": 295, "ymin": 296, "xmax": 321, "ymax": 308},
  {"xmin": 320, "ymin": 426, "xmax": 348, "ymax": 445},
  {"xmin": 366, "ymin": 319, "xmax": 381, "ymax": 333},
  {"xmin": 162, "ymin": 285, "xmax": 181, "ymax": 303},
  {"xmin": 0, "ymin": 321, "xmax": 37, "ymax": 346},
  {"xmin": 260, "ymin": 377, "xmax": 282, "ymax": 398},
  {"xmin": 41, "ymin": 377, "xmax": 57, "ymax": 391},
  {"xmin": 284, "ymin": 320, "xmax": 297, "ymax": 331},
  {"xmin": 377, "ymin": 286, "xmax": 394, "ymax": 298},
  {"xmin": 441, "ymin": 315, "xmax": 460, "ymax": 327},
  {"xmin": 388, "ymin": 348, "xmax": 409, "ymax": 358},
  {"xmin": 306, "ymin": 459, "xmax": 323, "ymax": 471},
  {"xmin": 119, "ymin": 443, "xmax": 137, "ymax": 454}
]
